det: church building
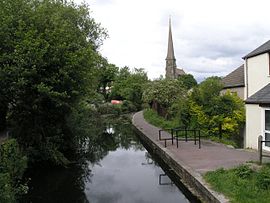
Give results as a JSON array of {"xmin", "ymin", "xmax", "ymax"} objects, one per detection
[{"xmin": 165, "ymin": 18, "xmax": 185, "ymax": 79}]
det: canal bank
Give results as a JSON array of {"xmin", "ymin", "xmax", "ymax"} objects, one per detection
[{"xmin": 132, "ymin": 111, "xmax": 258, "ymax": 203}]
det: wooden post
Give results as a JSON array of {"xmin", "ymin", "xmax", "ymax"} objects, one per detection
[{"xmin": 258, "ymin": 135, "xmax": 263, "ymax": 165}]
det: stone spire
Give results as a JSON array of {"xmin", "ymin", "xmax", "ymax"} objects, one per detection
[
  {"xmin": 165, "ymin": 17, "xmax": 177, "ymax": 79},
  {"xmin": 166, "ymin": 18, "xmax": 175, "ymax": 60}
]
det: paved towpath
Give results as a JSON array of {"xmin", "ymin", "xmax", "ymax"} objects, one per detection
[{"xmin": 133, "ymin": 111, "xmax": 258, "ymax": 174}]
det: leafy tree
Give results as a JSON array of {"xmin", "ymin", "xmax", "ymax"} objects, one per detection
[
  {"xmin": 143, "ymin": 79, "xmax": 186, "ymax": 118},
  {"xmin": 188, "ymin": 77, "xmax": 244, "ymax": 139},
  {"xmin": 177, "ymin": 74, "xmax": 197, "ymax": 90},
  {"xmin": 110, "ymin": 67, "xmax": 148, "ymax": 110},
  {"xmin": 0, "ymin": 0, "xmax": 106, "ymax": 165},
  {"xmin": 98, "ymin": 62, "xmax": 119, "ymax": 100}
]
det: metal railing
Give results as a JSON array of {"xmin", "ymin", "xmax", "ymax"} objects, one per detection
[
  {"xmin": 258, "ymin": 135, "xmax": 270, "ymax": 164},
  {"xmin": 158, "ymin": 128, "xmax": 174, "ymax": 147},
  {"xmin": 172, "ymin": 128, "xmax": 201, "ymax": 149},
  {"xmin": 158, "ymin": 128, "xmax": 201, "ymax": 149}
]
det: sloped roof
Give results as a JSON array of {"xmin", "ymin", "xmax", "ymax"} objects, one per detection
[
  {"xmin": 222, "ymin": 64, "xmax": 245, "ymax": 88},
  {"xmin": 243, "ymin": 40, "xmax": 270, "ymax": 59},
  {"xmin": 246, "ymin": 83, "xmax": 270, "ymax": 104},
  {"xmin": 175, "ymin": 68, "xmax": 185, "ymax": 76}
]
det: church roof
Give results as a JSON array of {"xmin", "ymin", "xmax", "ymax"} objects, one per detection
[
  {"xmin": 246, "ymin": 83, "xmax": 270, "ymax": 104},
  {"xmin": 243, "ymin": 40, "xmax": 270, "ymax": 59},
  {"xmin": 222, "ymin": 64, "xmax": 245, "ymax": 88},
  {"xmin": 175, "ymin": 68, "xmax": 185, "ymax": 76},
  {"xmin": 166, "ymin": 18, "xmax": 176, "ymax": 60}
]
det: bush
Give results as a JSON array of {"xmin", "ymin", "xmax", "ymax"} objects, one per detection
[
  {"xmin": 234, "ymin": 165, "xmax": 254, "ymax": 179},
  {"xmin": 256, "ymin": 166, "xmax": 270, "ymax": 190},
  {"xmin": 121, "ymin": 100, "xmax": 137, "ymax": 113},
  {"xmin": 0, "ymin": 139, "xmax": 28, "ymax": 202}
]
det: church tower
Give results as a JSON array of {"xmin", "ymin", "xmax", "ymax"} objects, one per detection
[{"xmin": 165, "ymin": 18, "xmax": 185, "ymax": 79}]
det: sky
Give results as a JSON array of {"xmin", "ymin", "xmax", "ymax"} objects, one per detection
[{"xmin": 76, "ymin": 0, "xmax": 270, "ymax": 81}]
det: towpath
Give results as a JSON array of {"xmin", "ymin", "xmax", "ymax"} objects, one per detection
[{"xmin": 133, "ymin": 111, "xmax": 258, "ymax": 174}]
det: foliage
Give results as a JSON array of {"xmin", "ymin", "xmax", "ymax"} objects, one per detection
[
  {"xmin": 143, "ymin": 78, "xmax": 186, "ymax": 118},
  {"xmin": 177, "ymin": 74, "xmax": 197, "ymax": 90},
  {"xmin": 0, "ymin": 139, "xmax": 28, "ymax": 203},
  {"xmin": 189, "ymin": 77, "xmax": 245, "ymax": 140},
  {"xmin": 0, "ymin": 0, "xmax": 106, "ymax": 165},
  {"xmin": 143, "ymin": 109, "xmax": 179, "ymax": 130},
  {"xmin": 98, "ymin": 63, "xmax": 119, "ymax": 100},
  {"xmin": 109, "ymin": 67, "xmax": 148, "ymax": 110},
  {"xmin": 256, "ymin": 166, "xmax": 270, "ymax": 190},
  {"xmin": 143, "ymin": 79, "xmax": 186, "ymax": 108},
  {"xmin": 204, "ymin": 164, "xmax": 270, "ymax": 203},
  {"xmin": 143, "ymin": 75, "xmax": 245, "ymax": 146}
]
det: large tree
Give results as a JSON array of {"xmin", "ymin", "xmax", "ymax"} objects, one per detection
[
  {"xmin": 110, "ymin": 67, "xmax": 148, "ymax": 110},
  {"xmin": 0, "ymin": 0, "xmax": 106, "ymax": 165}
]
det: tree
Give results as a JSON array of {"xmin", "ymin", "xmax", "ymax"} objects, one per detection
[
  {"xmin": 177, "ymin": 74, "xmax": 197, "ymax": 90},
  {"xmin": 143, "ymin": 79, "xmax": 186, "ymax": 118},
  {"xmin": 0, "ymin": 0, "xmax": 107, "ymax": 165},
  {"xmin": 110, "ymin": 67, "xmax": 148, "ymax": 110},
  {"xmin": 98, "ymin": 63, "xmax": 119, "ymax": 100},
  {"xmin": 188, "ymin": 77, "xmax": 244, "ymax": 139}
]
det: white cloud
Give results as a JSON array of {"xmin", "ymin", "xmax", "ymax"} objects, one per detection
[{"xmin": 76, "ymin": 0, "xmax": 270, "ymax": 81}]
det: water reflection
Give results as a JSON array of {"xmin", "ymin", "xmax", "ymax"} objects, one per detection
[{"xmin": 22, "ymin": 116, "xmax": 197, "ymax": 203}]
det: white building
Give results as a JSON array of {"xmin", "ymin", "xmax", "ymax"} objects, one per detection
[{"xmin": 244, "ymin": 40, "xmax": 270, "ymax": 151}]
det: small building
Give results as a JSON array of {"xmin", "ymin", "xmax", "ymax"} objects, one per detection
[
  {"xmin": 221, "ymin": 64, "xmax": 245, "ymax": 100},
  {"xmin": 244, "ymin": 40, "xmax": 270, "ymax": 150},
  {"xmin": 165, "ymin": 18, "xmax": 185, "ymax": 79}
]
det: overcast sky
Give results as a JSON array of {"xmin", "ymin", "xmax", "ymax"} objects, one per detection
[{"xmin": 77, "ymin": 0, "xmax": 270, "ymax": 81}]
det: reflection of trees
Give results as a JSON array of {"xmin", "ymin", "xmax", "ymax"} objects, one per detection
[
  {"xmin": 24, "ymin": 115, "xmax": 144, "ymax": 202},
  {"xmin": 22, "ymin": 164, "xmax": 90, "ymax": 203}
]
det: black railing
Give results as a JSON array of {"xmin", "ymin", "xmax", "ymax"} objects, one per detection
[
  {"xmin": 158, "ymin": 128, "xmax": 201, "ymax": 149},
  {"xmin": 172, "ymin": 128, "xmax": 201, "ymax": 149},
  {"xmin": 258, "ymin": 135, "xmax": 270, "ymax": 164},
  {"xmin": 158, "ymin": 128, "xmax": 174, "ymax": 147}
]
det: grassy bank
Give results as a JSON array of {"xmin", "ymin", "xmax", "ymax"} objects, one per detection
[
  {"xmin": 143, "ymin": 108, "xmax": 179, "ymax": 130},
  {"xmin": 143, "ymin": 108, "xmax": 237, "ymax": 146},
  {"xmin": 204, "ymin": 164, "xmax": 270, "ymax": 203}
]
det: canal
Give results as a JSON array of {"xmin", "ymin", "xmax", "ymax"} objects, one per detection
[{"xmin": 22, "ymin": 116, "xmax": 200, "ymax": 203}]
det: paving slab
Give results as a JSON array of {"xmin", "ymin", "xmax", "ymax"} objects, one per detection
[{"xmin": 132, "ymin": 111, "xmax": 258, "ymax": 174}]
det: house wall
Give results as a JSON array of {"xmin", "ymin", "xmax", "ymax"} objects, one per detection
[
  {"xmin": 220, "ymin": 87, "xmax": 245, "ymax": 100},
  {"xmin": 245, "ymin": 104, "xmax": 261, "ymax": 149},
  {"xmin": 246, "ymin": 53, "xmax": 270, "ymax": 97}
]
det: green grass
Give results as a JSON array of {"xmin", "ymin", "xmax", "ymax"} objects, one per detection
[
  {"xmin": 204, "ymin": 164, "xmax": 270, "ymax": 203},
  {"xmin": 143, "ymin": 108, "xmax": 179, "ymax": 130},
  {"xmin": 209, "ymin": 136, "xmax": 237, "ymax": 148}
]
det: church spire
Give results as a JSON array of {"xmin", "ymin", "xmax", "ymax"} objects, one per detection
[
  {"xmin": 165, "ymin": 17, "xmax": 177, "ymax": 79},
  {"xmin": 166, "ymin": 17, "xmax": 176, "ymax": 60}
]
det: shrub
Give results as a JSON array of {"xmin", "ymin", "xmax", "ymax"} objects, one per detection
[
  {"xmin": 256, "ymin": 166, "xmax": 270, "ymax": 190},
  {"xmin": 0, "ymin": 139, "xmax": 28, "ymax": 202},
  {"xmin": 234, "ymin": 165, "xmax": 254, "ymax": 179}
]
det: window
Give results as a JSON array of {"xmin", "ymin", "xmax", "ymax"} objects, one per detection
[
  {"xmin": 269, "ymin": 53, "xmax": 270, "ymax": 76},
  {"xmin": 264, "ymin": 110, "xmax": 270, "ymax": 147}
]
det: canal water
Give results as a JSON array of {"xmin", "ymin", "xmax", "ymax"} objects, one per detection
[{"xmin": 22, "ymin": 116, "xmax": 200, "ymax": 203}]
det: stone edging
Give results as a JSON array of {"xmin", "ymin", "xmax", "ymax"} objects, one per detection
[{"xmin": 132, "ymin": 114, "xmax": 229, "ymax": 203}]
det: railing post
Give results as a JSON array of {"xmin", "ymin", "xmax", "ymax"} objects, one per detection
[
  {"xmin": 171, "ymin": 129, "xmax": 174, "ymax": 145},
  {"xmin": 199, "ymin": 130, "xmax": 201, "ymax": 149},
  {"xmin": 194, "ymin": 130, "xmax": 197, "ymax": 145},
  {"xmin": 258, "ymin": 135, "xmax": 263, "ymax": 165}
]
